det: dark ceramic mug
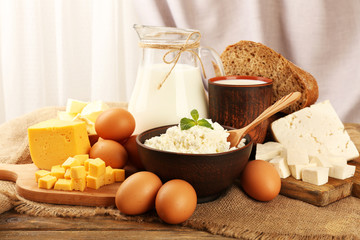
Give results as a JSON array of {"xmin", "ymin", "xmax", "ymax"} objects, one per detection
[{"xmin": 208, "ymin": 75, "xmax": 273, "ymax": 144}]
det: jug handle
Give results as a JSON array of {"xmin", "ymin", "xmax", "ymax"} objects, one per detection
[{"xmin": 198, "ymin": 47, "xmax": 225, "ymax": 80}]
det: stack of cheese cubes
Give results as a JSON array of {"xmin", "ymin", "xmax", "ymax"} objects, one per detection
[
  {"xmin": 256, "ymin": 141, "xmax": 356, "ymax": 185},
  {"xmin": 57, "ymin": 99, "xmax": 110, "ymax": 135},
  {"xmin": 256, "ymin": 100, "xmax": 359, "ymax": 186},
  {"xmin": 36, "ymin": 154, "xmax": 125, "ymax": 191}
]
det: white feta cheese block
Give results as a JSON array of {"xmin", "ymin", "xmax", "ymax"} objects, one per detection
[
  {"xmin": 287, "ymin": 147, "xmax": 309, "ymax": 165},
  {"xmin": 255, "ymin": 141, "xmax": 284, "ymax": 161},
  {"xmin": 271, "ymin": 100, "xmax": 359, "ymax": 161},
  {"xmin": 329, "ymin": 164, "xmax": 356, "ymax": 180},
  {"xmin": 289, "ymin": 163, "xmax": 316, "ymax": 180},
  {"xmin": 302, "ymin": 167, "xmax": 329, "ymax": 186},
  {"xmin": 269, "ymin": 156, "xmax": 291, "ymax": 178}
]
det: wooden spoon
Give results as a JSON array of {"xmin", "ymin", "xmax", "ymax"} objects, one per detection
[{"xmin": 227, "ymin": 91, "xmax": 302, "ymax": 148}]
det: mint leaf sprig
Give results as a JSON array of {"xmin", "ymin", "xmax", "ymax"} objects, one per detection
[{"xmin": 180, "ymin": 109, "xmax": 214, "ymax": 130}]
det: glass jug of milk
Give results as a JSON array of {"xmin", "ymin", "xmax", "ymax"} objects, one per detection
[{"xmin": 129, "ymin": 24, "xmax": 225, "ymax": 134}]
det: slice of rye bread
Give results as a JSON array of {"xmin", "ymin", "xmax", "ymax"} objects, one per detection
[{"xmin": 220, "ymin": 40, "xmax": 319, "ymax": 114}]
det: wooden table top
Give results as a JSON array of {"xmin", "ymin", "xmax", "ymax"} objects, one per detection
[
  {"xmin": 0, "ymin": 209, "xmax": 233, "ymax": 239},
  {"xmin": 1, "ymin": 123, "xmax": 359, "ymax": 240}
]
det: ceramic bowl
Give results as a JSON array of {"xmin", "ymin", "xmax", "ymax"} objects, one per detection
[{"xmin": 136, "ymin": 124, "xmax": 253, "ymax": 203}]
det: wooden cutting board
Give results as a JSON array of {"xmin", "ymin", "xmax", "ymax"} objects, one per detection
[
  {"xmin": 279, "ymin": 123, "xmax": 360, "ymax": 206},
  {"xmin": 0, "ymin": 163, "xmax": 121, "ymax": 207}
]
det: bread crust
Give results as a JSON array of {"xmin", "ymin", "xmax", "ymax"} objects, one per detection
[{"xmin": 220, "ymin": 41, "xmax": 319, "ymax": 113}]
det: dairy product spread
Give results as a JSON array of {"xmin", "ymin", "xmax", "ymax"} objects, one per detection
[
  {"xmin": 58, "ymin": 99, "xmax": 110, "ymax": 135},
  {"xmin": 144, "ymin": 121, "xmax": 246, "ymax": 154}
]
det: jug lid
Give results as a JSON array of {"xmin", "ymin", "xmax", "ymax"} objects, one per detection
[{"xmin": 134, "ymin": 24, "xmax": 200, "ymax": 45}]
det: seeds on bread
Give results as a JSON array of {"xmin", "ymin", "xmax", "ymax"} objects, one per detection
[{"xmin": 220, "ymin": 40, "xmax": 319, "ymax": 114}]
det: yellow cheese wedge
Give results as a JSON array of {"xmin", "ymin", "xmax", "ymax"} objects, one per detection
[{"xmin": 28, "ymin": 119, "xmax": 91, "ymax": 170}]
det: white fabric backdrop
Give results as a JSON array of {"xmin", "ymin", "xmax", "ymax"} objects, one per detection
[
  {"xmin": 0, "ymin": 0, "xmax": 139, "ymax": 124},
  {"xmin": 0, "ymin": 0, "xmax": 359, "ymax": 124}
]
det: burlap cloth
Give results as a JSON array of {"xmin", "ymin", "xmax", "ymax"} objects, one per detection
[{"xmin": 1, "ymin": 103, "xmax": 360, "ymax": 239}]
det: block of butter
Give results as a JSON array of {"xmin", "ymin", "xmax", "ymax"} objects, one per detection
[
  {"xmin": 58, "ymin": 99, "xmax": 109, "ymax": 135},
  {"xmin": 28, "ymin": 119, "xmax": 91, "ymax": 170}
]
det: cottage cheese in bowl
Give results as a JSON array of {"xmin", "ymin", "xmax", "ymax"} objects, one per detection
[{"xmin": 144, "ymin": 120, "xmax": 246, "ymax": 154}]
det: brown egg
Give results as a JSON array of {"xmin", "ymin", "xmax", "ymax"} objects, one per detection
[
  {"xmin": 95, "ymin": 108, "xmax": 136, "ymax": 142},
  {"xmin": 90, "ymin": 139, "xmax": 128, "ymax": 168},
  {"xmin": 155, "ymin": 179, "xmax": 197, "ymax": 224},
  {"xmin": 241, "ymin": 160, "xmax": 281, "ymax": 201},
  {"xmin": 123, "ymin": 135, "xmax": 144, "ymax": 170},
  {"xmin": 115, "ymin": 171, "xmax": 162, "ymax": 215}
]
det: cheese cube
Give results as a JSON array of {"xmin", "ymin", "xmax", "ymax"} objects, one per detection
[
  {"xmin": 255, "ymin": 141, "xmax": 284, "ymax": 161},
  {"xmin": 302, "ymin": 167, "xmax": 329, "ymax": 186},
  {"xmin": 289, "ymin": 163, "xmax": 316, "ymax": 180},
  {"xmin": 287, "ymin": 147, "xmax": 309, "ymax": 165},
  {"xmin": 271, "ymin": 100, "xmax": 359, "ymax": 161},
  {"xmin": 38, "ymin": 175, "xmax": 57, "ymax": 189},
  {"xmin": 104, "ymin": 166, "xmax": 115, "ymax": 185},
  {"xmin": 269, "ymin": 156, "xmax": 291, "ymax": 178},
  {"xmin": 80, "ymin": 101, "xmax": 109, "ymax": 123},
  {"xmin": 71, "ymin": 178, "xmax": 86, "ymax": 192},
  {"xmin": 70, "ymin": 166, "xmax": 86, "ymax": 179},
  {"xmin": 88, "ymin": 158, "xmax": 106, "ymax": 177},
  {"xmin": 50, "ymin": 165, "xmax": 66, "ymax": 179},
  {"xmin": 54, "ymin": 179, "xmax": 73, "ymax": 191},
  {"xmin": 73, "ymin": 154, "xmax": 89, "ymax": 166},
  {"xmin": 28, "ymin": 119, "xmax": 91, "ymax": 170},
  {"xmin": 329, "ymin": 164, "xmax": 356, "ymax": 180},
  {"xmin": 113, "ymin": 169, "xmax": 125, "ymax": 182},
  {"xmin": 66, "ymin": 99, "xmax": 88, "ymax": 114},
  {"xmin": 64, "ymin": 168, "xmax": 71, "ymax": 179},
  {"xmin": 35, "ymin": 170, "xmax": 50, "ymax": 182},
  {"xmin": 62, "ymin": 157, "xmax": 81, "ymax": 170},
  {"xmin": 86, "ymin": 175, "xmax": 105, "ymax": 190}
]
